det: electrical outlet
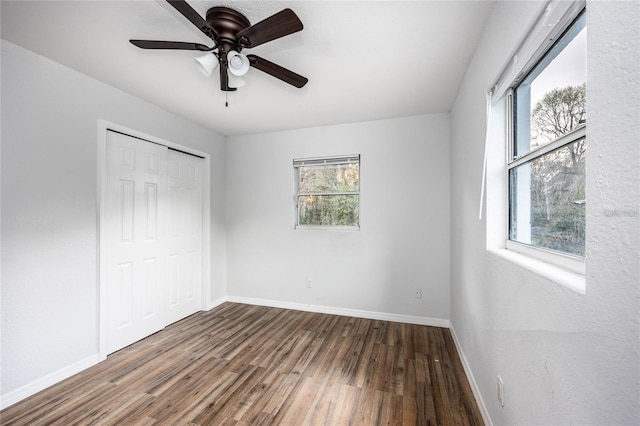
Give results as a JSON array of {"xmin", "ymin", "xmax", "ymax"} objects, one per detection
[
  {"xmin": 306, "ymin": 277, "xmax": 312, "ymax": 288},
  {"xmin": 414, "ymin": 288, "xmax": 422, "ymax": 299},
  {"xmin": 497, "ymin": 376, "xmax": 504, "ymax": 407}
]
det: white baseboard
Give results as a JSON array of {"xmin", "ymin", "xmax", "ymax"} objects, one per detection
[
  {"xmin": 0, "ymin": 353, "xmax": 101, "ymax": 410},
  {"xmin": 205, "ymin": 295, "xmax": 230, "ymax": 311},
  {"xmin": 449, "ymin": 324, "xmax": 493, "ymax": 426},
  {"xmin": 226, "ymin": 296, "xmax": 451, "ymax": 328}
]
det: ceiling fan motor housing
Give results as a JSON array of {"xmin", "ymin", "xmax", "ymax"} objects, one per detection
[{"xmin": 206, "ymin": 7, "xmax": 250, "ymax": 52}]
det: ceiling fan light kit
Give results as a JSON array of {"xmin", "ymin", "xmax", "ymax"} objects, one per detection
[
  {"xmin": 228, "ymin": 73, "xmax": 246, "ymax": 89},
  {"xmin": 130, "ymin": 0, "xmax": 308, "ymax": 97},
  {"xmin": 227, "ymin": 51, "xmax": 250, "ymax": 76},
  {"xmin": 195, "ymin": 52, "xmax": 218, "ymax": 77}
]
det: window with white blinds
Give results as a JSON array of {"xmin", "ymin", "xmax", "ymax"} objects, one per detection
[
  {"xmin": 505, "ymin": 4, "xmax": 586, "ymax": 272},
  {"xmin": 293, "ymin": 155, "xmax": 360, "ymax": 229}
]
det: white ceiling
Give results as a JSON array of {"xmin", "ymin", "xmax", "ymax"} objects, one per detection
[{"xmin": 1, "ymin": 1, "xmax": 494, "ymax": 136}]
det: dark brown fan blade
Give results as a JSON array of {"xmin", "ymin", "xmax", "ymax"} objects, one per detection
[
  {"xmin": 247, "ymin": 54, "xmax": 308, "ymax": 88},
  {"xmin": 166, "ymin": 0, "xmax": 218, "ymax": 40},
  {"xmin": 237, "ymin": 9, "xmax": 303, "ymax": 48},
  {"xmin": 130, "ymin": 40, "xmax": 213, "ymax": 51}
]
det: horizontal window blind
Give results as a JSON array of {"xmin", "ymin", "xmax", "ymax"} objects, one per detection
[
  {"xmin": 490, "ymin": 0, "xmax": 584, "ymax": 101},
  {"xmin": 293, "ymin": 155, "xmax": 360, "ymax": 168}
]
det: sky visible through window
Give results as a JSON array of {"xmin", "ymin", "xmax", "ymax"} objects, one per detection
[{"xmin": 530, "ymin": 27, "xmax": 586, "ymax": 112}]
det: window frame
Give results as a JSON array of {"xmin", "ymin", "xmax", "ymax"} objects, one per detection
[
  {"xmin": 293, "ymin": 154, "xmax": 361, "ymax": 231},
  {"xmin": 504, "ymin": 7, "xmax": 586, "ymax": 274}
]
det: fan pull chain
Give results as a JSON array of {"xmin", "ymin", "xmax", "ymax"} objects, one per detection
[{"xmin": 226, "ymin": 92, "xmax": 229, "ymax": 107}]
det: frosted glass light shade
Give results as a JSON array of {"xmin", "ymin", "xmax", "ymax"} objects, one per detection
[
  {"xmin": 228, "ymin": 72, "xmax": 246, "ymax": 88},
  {"xmin": 227, "ymin": 50, "xmax": 250, "ymax": 76},
  {"xmin": 195, "ymin": 53, "xmax": 218, "ymax": 78}
]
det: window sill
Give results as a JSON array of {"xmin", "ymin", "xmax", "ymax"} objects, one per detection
[
  {"xmin": 295, "ymin": 225, "xmax": 360, "ymax": 232},
  {"xmin": 487, "ymin": 247, "xmax": 586, "ymax": 294}
]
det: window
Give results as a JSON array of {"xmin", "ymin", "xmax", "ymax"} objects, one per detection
[
  {"xmin": 293, "ymin": 155, "xmax": 360, "ymax": 229},
  {"xmin": 508, "ymin": 10, "xmax": 586, "ymax": 259}
]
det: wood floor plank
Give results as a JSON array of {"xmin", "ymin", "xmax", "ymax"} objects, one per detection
[
  {"xmin": 348, "ymin": 319, "xmax": 378, "ymax": 389},
  {"xmin": 325, "ymin": 383, "xmax": 360, "ymax": 425},
  {"xmin": 1, "ymin": 303, "xmax": 484, "ymax": 425},
  {"xmin": 274, "ymin": 376, "xmax": 320, "ymax": 425},
  {"xmin": 403, "ymin": 358, "xmax": 419, "ymax": 425},
  {"xmin": 84, "ymin": 391, "xmax": 156, "ymax": 425},
  {"xmin": 301, "ymin": 379, "xmax": 343, "ymax": 425},
  {"xmin": 198, "ymin": 364, "xmax": 279, "ymax": 425}
]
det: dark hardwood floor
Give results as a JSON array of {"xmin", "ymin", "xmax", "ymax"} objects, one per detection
[{"xmin": 1, "ymin": 303, "xmax": 483, "ymax": 425}]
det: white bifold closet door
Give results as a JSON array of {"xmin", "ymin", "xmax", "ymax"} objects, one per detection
[
  {"xmin": 166, "ymin": 148, "xmax": 203, "ymax": 324},
  {"xmin": 105, "ymin": 131, "xmax": 203, "ymax": 354}
]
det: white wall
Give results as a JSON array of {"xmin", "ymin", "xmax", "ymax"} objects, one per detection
[
  {"xmin": 450, "ymin": 1, "xmax": 640, "ymax": 424},
  {"xmin": 0, "ymin": 40, "xmax": 227, "ymax": 399},
  {"xmin": 226, "ymin": 115, "xmax": 451, "ymax": 322}
]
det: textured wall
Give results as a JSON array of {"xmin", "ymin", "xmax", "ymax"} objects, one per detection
[
  {"xmin": 226, "ymin": 115, "xmax": 451, "ymax": 321},
  {"xmin": 450, "ymin": 1, "xmax": 640, "ymax": 424},
  {"xmin": 1, "ymin": 40, "xmax": 227, "ymax": 398}
]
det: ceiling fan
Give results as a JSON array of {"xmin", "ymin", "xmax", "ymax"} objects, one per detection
[{"xmin": 130, "ymin": 0, "xmax": 308, "ymax": 92}]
